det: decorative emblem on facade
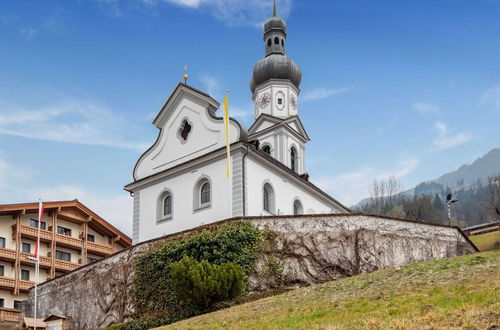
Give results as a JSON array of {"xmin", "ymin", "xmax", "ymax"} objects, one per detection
[
  {"xmin": 258, "ymin": 93, "xmax": 271, "ymax": 109},
  {"xmin": 178, "ymin": 119, "xmax": 192, "ymax": 143},
  {"xmin": 290, "ymin": 95, "xmax": 297, "ymax": 110}
]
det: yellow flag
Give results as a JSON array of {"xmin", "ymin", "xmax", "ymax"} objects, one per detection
[{"xmin": 223, "ymin": 95, "xmax": 230, "ymax": 179}]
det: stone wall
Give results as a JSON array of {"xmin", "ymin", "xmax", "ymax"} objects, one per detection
[{"xmin": 23, "ymin": 214, "xmax": 477, "ymax": 329}]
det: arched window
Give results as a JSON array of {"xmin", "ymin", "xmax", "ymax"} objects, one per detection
[
  {"xmin": 274, "ymin": 37, "xmax": 279, "ymax": 45},
  {"xmin": 157, "ymin": 189, "xmax": 173, "ymax": 223},
  {"xmin": 293, "ymin": 200, "xmax": 303, "ymax": 215},
  {"xmin": 163, "ymin": 194, "xmax": 172, "ymax": 217},
  {"xmin": 263, "ymin": 183, "xmax": 275, "ymax": 214},
  {"xmin": 281, "ymin": 39, "xmax": 284, "ymax": 47},
  {"xmin": 267, "ymin": 38, "xmax": 272, "ymax": 46},
  {"xmin": 262, "ymin": 145, "xmax": 271, "ymax": 155},
  {"xmin": 194, "ymin": 177, "xmax": 212, "ymax": 211},
  {"xmin": 290, "ymin": 147, "xmax": 298, "ymax": 172}
]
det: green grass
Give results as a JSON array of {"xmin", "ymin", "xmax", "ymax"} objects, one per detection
[
  {"xmin": 156, "ymin": 250, "xmax": 500, "ymax": 330},
  {"xmin": 470, "ymin": 231, "xmax": 500, "ymax": 251}
]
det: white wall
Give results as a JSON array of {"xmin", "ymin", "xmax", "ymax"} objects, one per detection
[
  {"xmin": 246, "ymin": 157, "xmax": 339, "ymax": 216},
  {"xmin": 138, "ymin": 157, "xmax": 231, "ymax": 242},
  {"xmin": 0, "ymin": 289, "xmax": 28, "ymax": 309},
  {"xmin": 0, "ymin": 216, "xmax": 16, "ymax": 249}
]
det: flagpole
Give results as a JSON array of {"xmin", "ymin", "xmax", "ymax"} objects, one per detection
[
  {"xmin": 224, "ymin": 90, "xmax": 232, "ymax": 218},
  {"xmin": 34, "ymin": 200, "xmax": 43, "ymax": 330}
]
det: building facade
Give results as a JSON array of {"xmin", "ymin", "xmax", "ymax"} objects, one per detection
[
  {"xmin": 0, "ymin": 200, "xmax": 131, "ymax": 328},
  {"xmin": 125, "ymin": 3, "xmax": 350, "ymax": 243}
]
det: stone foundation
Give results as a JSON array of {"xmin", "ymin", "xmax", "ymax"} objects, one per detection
[{"xmin": 23, "ymin": 214, "xmax": 477, "ymax": 329}]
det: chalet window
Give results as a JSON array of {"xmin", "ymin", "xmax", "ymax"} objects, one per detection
[
  {"xmin": 21, "ymin": 269, "xmax": 30, "ymax": 281},
  {"xmin": 0, "ymin": 237, "xmax": 5, "ymax": 248},
  {"xmin": 56, "ymin": 250, "xmax": 71, "ymax": 262},
  {"xmin": 0, "ymin": 299, "xmax": 4, "ymax": 308},
  {"xmin": 263, "ymin": 183, "xmax": 275, "ymax": 214},
  {"xmin": 0, "ymin": 265, "xmax": 4, "ymax": 276},
  {"xmin": 22, "ymin": 243, "xmax": 31, "ymax": 253},
  {"xmin": 57, "ymin": 226, "xmax": 71, "ymax": 236},
  {"xmin": 14, "ymin": 300, "xmax": 23, "ymax": 310},
  {"xmin": 30, "ymin": 219, "xmax": 46, "ymax": 230},
  {"xmin": 293, "ymin": 200, "xmax": 303, "ymax": 215},
  {"xmin": 87, "ymin": 234, "xmax": 95, "ymax": 242},
  {"xmin": 87, "ymin": 257, "xmax": 99, "ymax": 264}
]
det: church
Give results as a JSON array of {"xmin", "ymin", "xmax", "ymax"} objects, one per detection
[{"xmin": 124, "ymin": 3, "xmax": 350, "ymax": 243}]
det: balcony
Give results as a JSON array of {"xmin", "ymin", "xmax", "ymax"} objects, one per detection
[
  {"xmin": 55, "ymin": 233, "xmax": 82, "ymax": 250},
  {"xmin": 87, "ymin": 241, "xmax": 113, "ymax": 256},
  {"xmin": 20, "ymin": 252, "xmax": 51, "ymax": 269},
  {"xmin": 54, "ymin": 259, "xmax": 80, "ymax": 272},
  {"xmin": 13, "ymin": 224, "xmax": 53, "ymax": 242},
  {"xmin": 0, "ymin": 248, "xmax": 16, "ymax": 262},
  {"xmin": 0, "ymin": 276, "xmax": 15, "ymax": 290},
  {"xmin": 19, "ymin": 279, "xmax": 35, "ymax": 292},
  {"xmin": 0, "ymin": 308, "xmax": 21, "ymax": 323}
]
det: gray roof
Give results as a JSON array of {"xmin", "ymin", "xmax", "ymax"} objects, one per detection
[{"xmin": 250, "ymin": 54, "xmax": 302, "ymax": 93}]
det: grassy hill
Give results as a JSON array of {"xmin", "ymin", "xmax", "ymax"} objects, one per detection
[
  {"xmin": 158, "ymin": 250, "xmax": 500, "ymax": 330},
  {"xmin": 470, "ymin": 231, "xmax": 500, "ymax": 252}
]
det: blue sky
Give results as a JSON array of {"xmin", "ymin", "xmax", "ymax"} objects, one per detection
[{"xmin": 1, "ymin": 0, "xmax": 499, "ymax": 235}]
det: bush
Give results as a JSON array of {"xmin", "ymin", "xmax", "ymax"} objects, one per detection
[{"xmin": 171, "ymin": 256, "xmax": 245, "ymax": 307}]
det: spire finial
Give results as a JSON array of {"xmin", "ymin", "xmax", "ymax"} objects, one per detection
[{"xmin": 273, "ymin": 0, "xmax": 277, "ymax": 17}]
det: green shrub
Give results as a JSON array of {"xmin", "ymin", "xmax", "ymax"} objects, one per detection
[{"xmin": 171, "ymin": 256, "xmax": 245, "ymax": 307}]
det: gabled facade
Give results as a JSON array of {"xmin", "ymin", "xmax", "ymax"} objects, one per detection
[{"xmin": 125, "ymin": 3, "xmax": 350, "ymax": 243}]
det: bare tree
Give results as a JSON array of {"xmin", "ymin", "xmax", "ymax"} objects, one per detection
[
  {"xmin": 367, "ymin": 175, "xmax": 404, "ymax": 216},
  {"xmin": 485, "ymin": 175, "xmax": 500, "ymax": 221}
]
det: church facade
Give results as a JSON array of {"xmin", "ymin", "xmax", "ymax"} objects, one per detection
[{"xmin": 125, "ymin": 4, "xmax": 349, "ymax": 243}]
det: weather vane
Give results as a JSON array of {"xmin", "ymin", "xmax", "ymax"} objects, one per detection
[{"xmin": 183, "ymin": 64, "xmax": 189, "ymax": 84}]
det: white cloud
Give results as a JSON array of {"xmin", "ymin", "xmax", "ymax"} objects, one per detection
[
  {"xmin": 412, "ymin": 102, "xmax": 441, "ymax": 115},
  {"xmin": 199, "ymin": 75, "xmax": 222, "ymax": 99},
  {"xmin": 315, "ymin": 159, "xmax": 419, "ymax": 206},
  {"xmin": 0, "ymin": 99, "xmax": 148, "ymax": 150},
  {"xmin": 19, "ymin": 27, "xmax": 37, "ymax": 41},
  {"xmin": 432, "ymin": 121, "xmax": 471, "ymax": 151},
  {"xmin": 139, "ymin": 0, "xmax": 292, "ymax": 26},
  {"xmin": 480, "ymin": 85, "xmax": 500, "ymax": 109},
  {"xmin": 301, "ymin": 87, "xmax": 352, "ymax": 102}
]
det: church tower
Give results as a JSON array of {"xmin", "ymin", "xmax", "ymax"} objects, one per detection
[
  {"xmin": 250, "ymin": 0, "xmax": 302, "ymax": 119},
  {"xmin": 248, "ymin": 1, "xmax": 309, "ymax": 175}
]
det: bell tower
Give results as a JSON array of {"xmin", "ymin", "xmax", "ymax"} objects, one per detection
[{"xmin": 250, "ymin": 0, "xmax": 302, "ymax": 120}]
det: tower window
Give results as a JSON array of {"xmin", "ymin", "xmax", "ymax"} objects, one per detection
[
  {"xmin": 290, "ymin": 147, "xmax": 297, "ymax": 172},
  {"xmin": 262, "ymin": 145, "xmax": 271, "ymax": 155},
  {"xmin": 274, "ymin": 37, "xmax": 279, "ymax": 44},
  {"xmin": 277, "ymin": 98, "xmax": 283, "ymax": 105},
  {"xmin": 281, "ymin": 39, "xmax": 284, "ymax": 47},
  {"xmin": 267, "ymin": 39, "xmax": 271, "ymax": 46}
]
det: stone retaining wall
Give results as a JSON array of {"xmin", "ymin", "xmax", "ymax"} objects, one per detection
[{"xmin": 23, "ymin": 214, "xmax": 477, "ymax": 329}]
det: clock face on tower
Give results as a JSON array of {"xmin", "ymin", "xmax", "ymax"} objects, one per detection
[
  {"xmin": 258, "ymin": 93, "xmax": 271, "ymax": 109},
  {"xmin": 290, "ymin": 95, "xmax": 297, "ymax": 110}
]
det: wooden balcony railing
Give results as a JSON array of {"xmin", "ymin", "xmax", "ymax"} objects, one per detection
[
  {"xmin": 19, "ymin": 279, "xmax": 35, "ymax": 291},
  {"xmin": 54, "ymin": 259, "xmax": 80, "ymax": 272},
  {"xmin": 0, "ymin": 248, "xmax": 17, "ymax": 261},
  {"xmin": 0, "ymin": 276, "xmax": 15, "ymax": 290},
  {"xmin": 20, "ymin": 252, "xmax": 51, "ymax": 268},
  {"xmin": 14, "ymin": 224, "xmax": 53, "ymax": 241},
  {"xmin": 0, "ymin": 307, "xmax": 21, "ymax": 323},
  {"xmin": 55, "ymin": 233, "xmax": 82, "ymax": 249},
  {"xmin": 87, "ymin": 241, "xmax": 114, "ymax": 256}
]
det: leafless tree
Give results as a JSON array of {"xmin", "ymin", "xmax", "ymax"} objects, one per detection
[
  {"xmin": 485, "ymin": 175, "xmax": 500, "ymax": 221},
  {"xmin": 367, "ymin": 175, "xmax": 404, "ymax": 216}
]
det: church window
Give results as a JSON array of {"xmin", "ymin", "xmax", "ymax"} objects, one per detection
[
  {"xmin": 274, "ymin": 37, "xmax": 279, "ymax": 45},
  {"xmin": 178, "ymin": 119, "xmax": 192, "ymax": 142},
  {"xmin": 262, "ymin": 145, "xmax": 271, "ymax": 155},
  {"xmin": 267, "ymin": 38, "xmax": 272, "ymax": 46},
  {"xmin": 290, "ymin": 147, "xmax": 297, "ymax": 172},
  {"xmin": 194, "ymin": 177, "xmax": 212, "ymax": 211},
  {"xmin": 157, "ymin": 189, "xmax": 174, "ymax": 223},
  {"xmin": 263, "ymin": 183, "xmax": 275, "ymax": 214},
  {"xmin": 293, "ymin": 199, "xmax": 303, "ymax": 215},
  {"xmin": 277, "ymin": 98, "xmax": 283, "ymax": 105}
]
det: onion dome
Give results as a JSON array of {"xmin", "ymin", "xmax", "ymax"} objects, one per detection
[{"xmin": 250, "ymin": 55, "xmax": 302, "ymax": 93}]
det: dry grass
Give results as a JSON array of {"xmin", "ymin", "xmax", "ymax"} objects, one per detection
[
  {"xmin": 470, "ymin": 231, "xmax": 500, "ymax": 252},
  {"xmin": 156, "ymin": 250, "xmax": 500, "ymax": 330}
]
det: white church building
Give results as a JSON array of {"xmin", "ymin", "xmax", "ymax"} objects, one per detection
[{"xmin": 125, "ymin": 4, "xmax": 350, "ymax": 243}]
